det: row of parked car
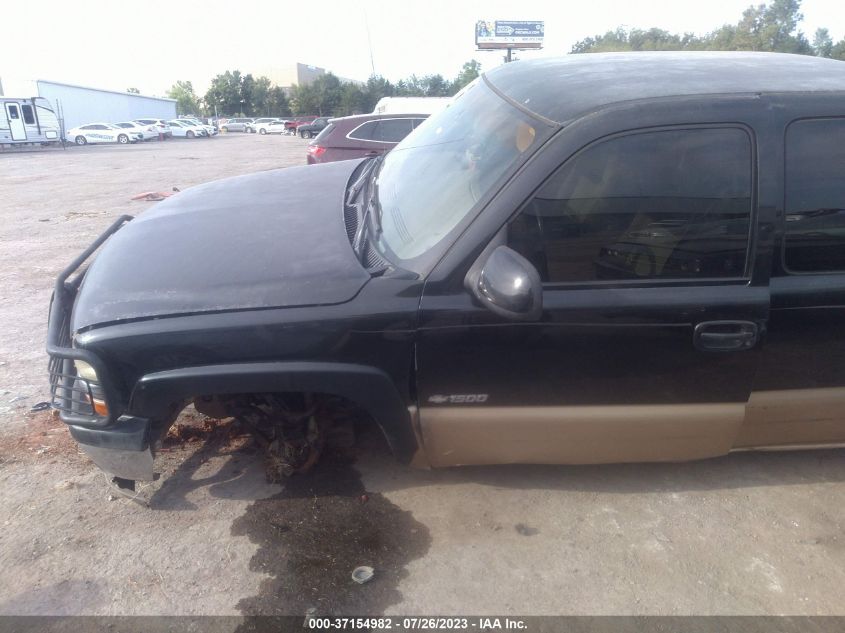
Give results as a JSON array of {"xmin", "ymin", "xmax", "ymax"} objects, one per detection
[
  {"xmin": 66, "ymin": 117, "xmax": 217, "ymax": 145},
  {"xmin": 215, "ymin": 115, "xmax": 333, "ymax": 137}
]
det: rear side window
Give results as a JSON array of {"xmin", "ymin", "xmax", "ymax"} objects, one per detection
[
  {"xmin": 349, "ymin": 119, "xmax": 413, "ymax": 143},
  {"xmin": 21, "ymin": 104, "xmax": 35, "ymax": 125},
  {"xmin": 348, "ymin": 121, "xmax": 378, "ymax": 141},
  {"xmin": 784, "ymin": 118, "xmax": 845, "ymax": 273},
  {"xmin": 508, "ymin": 127, "xmax": 753, "ymax": 283},
  {"xmin": 377, "ymin": 118, "xmax": 414, "ymax": 142}
]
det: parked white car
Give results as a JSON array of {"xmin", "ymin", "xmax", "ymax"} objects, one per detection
[
  {"xmin": 178, "ymin": 117, "xmax": 217, "ymax": 136},
  {"xmin": 246, "ymin": 118, "xmax": 280, "ymax": 133},
  {"xmin": 134, "ymin": 118, "xmax": 172, "ymax": 138},
  {"xmin": 114, "ymin": 121, "xmax": 157, "ymax": 141},
  {"xmin": 259, "ymin": 120, "xmax": 289, "ymax": 135},
  {"xmin": 167, "ymin": 120, "xmax": 206, "ymax": 138},
  {"xmin": 66, "ymin": 123, "xmax": 143, "ymax": 145}
]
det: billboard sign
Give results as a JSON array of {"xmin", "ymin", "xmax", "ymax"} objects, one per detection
[{"xmin": 475, "ymin": 20, "xmax": 544, "ymax": 49}]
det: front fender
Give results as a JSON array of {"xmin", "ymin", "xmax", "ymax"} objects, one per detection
[{"xmin": 128, "ymin": 361, "xmax": 417, "ymax": 463}]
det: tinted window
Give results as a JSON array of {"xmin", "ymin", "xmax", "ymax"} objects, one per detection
[
  {"xmin": 349, "ymin": 119, "xmax": 413, "ymax": 143},
  {"xmin": 7, "ymin": 105, "xmax": 19, "ymax": 120},
  {"xmin": 784, "ymin": 118, "xmax": 845, "ymax": 272},
  {"xmin": 348, "ymin": 121, "xmax": 377, "ymax": 141},
  {"xmin": 21, "ymin": 104, "xmax": 35, "ymax": 125},
  {"xmin": 508, "ymin": 128, "xmax": 752, "ymax": 283},
  {"xmin": 377, "ymin": 118, "xmax": 413, "ymax": 142}
]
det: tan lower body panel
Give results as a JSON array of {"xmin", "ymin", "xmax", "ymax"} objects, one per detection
[
  {"xmin": 734, "ymin": 387, "xmax": 845, "ymax": 448},
  {"xmin": 420, "ymin": 403, "xmax": 745, "ymax": 467}
]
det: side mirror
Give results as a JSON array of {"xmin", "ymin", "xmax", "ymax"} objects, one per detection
[{"xmin": 466, "ymin": 246, "xmax": 543, "ymax": 321}]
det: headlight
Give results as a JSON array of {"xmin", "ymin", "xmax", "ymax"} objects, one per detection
[
  {"xmin": 74, "ymin": 360, "xmax": 98, "ymax": 382},
  {"xmin": 73, "ymin": 360, "xmax": 109, "ymax": 416}
]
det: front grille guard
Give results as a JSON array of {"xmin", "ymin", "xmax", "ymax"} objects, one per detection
[{"xmin": 46, "ymin": 215, "xmax": 133, "ymax": 427}]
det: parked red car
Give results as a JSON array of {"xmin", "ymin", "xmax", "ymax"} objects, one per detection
[{"xmin": 306, "ymin": 113, "xmax": 428, "ymax": 164}]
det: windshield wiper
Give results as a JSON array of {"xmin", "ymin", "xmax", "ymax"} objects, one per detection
[
  {"xmin": 345, "ymin": 156, "xmax": 378, "ymax": 208},
  {"xmin": 352, "ymin": 156, "xmax": 385, "ymax": 261}
]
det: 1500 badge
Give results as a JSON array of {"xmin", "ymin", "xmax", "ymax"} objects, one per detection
[{"xmin": 427, "ymin": 394, "xmax": 489, "ymax": 404}]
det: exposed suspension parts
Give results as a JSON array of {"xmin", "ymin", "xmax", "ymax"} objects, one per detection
[{"xmin": 194, "ymin": 393, "xmax": 358, "ymax": 482}]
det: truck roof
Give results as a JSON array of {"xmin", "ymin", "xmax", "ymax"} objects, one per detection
[{"xmin": 485, "ymin": 51, "xmax": 845, "ymax": 125}]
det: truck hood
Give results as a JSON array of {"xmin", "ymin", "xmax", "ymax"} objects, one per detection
[{"xmin": 72, "ymin": 159, "xmax": 367, "ymax": 331}]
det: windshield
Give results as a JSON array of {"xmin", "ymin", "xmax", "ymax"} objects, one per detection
[{"xmin": 374, "ymin": 79, "xmax": 547, "ymax": 266}]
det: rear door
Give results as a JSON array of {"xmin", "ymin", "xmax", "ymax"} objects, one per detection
[
  {"xmin": 416, "ymin": 123, "xmax": 768, "ymax": 467},
  {"xmin": 740, "ymin": 104, "xmax": 845, "ymax": 447},
  {"xmin": 5, "ymin": 103, "xmax": 26, "ymax": 140}
]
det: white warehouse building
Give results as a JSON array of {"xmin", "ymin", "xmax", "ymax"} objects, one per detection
[{"xmin": 0, "ymin": 78, "xmax": 176, "ymax": 131}]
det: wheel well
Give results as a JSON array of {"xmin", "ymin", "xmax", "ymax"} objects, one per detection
[
  {"xmin": 130, "ymin": 362, "xmax": 418, "ymax": 463},
  {"xmin": 153, "ymin": 392, "xmax": 386, "ymax": 458}
]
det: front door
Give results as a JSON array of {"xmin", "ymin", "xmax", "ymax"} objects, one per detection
[
  {"xmin": 5, "ymin": 103, "xmax": 26, "ymax": 140},
  {"xmin": 416, "ymin": 125, "xmax": 768, "ymax": 467}
]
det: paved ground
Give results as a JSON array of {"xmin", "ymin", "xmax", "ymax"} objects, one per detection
[{"xmin": 0, "ymin": 134, "xmax": 843, "ymax": 618}]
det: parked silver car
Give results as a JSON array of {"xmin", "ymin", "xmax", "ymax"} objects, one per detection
[{"xmin": 220, "ymin": 117, "xmax": 254, "ymax": 133}]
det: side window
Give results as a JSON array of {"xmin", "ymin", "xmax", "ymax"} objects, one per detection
[
  {"xmin": 7, "ymin": 105, "xmax": 20, "ymax": 120},
  {"xmin": 21, "ymin": 104, "xmax": 35, "ymax": 125},
  {"xmin": 377, "ymin": 118, "xmax": 413, "ymax": 142},
  {"xmin": 349, "ymin": 121, "xmax": 378, "ymax": 141},
  {"xmin": 412, "ymin": 118, "xmax": 426, "ymax": 128},
  {"xmin": 784, "ymin": 118, "xmax": 845, "ymax": 273},
  {"xmin": 508, "ymin": 127, "xmax": 753, "ymax": 283}
]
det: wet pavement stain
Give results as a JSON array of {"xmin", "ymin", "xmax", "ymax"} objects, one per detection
[{"xmin": 231, "ymin": 450, "xmax": 431, "ymax": 619}]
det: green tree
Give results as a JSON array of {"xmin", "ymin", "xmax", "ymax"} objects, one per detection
[
  {"xmin": 249, "ymin": 76, "xmax": 273, "ymax": 116},
  {"xmin": 240, "ymin": 73, "xmax": 256, "ymax": 115},
  {"xmin": 321, "ymin": 73, "xmax": 344, "ymax": 114},
  {"xmin": 338, "ymin": 83, "xmax": 367, "ymax": 116},
  {"xmin": 571, "ymin": 0, "xmax": 815, "ymax": 55},
  {"xmin": 421, "ymin": 74, "xmax": 450, "ymax": 96},
  {"xmin": 266, "ymin": 86, "xmax": 291, "ymax": 117},
  {"xmin": 813, "ymin": 27, "xmax": 833, "ymax": 57},
  {"xmin": 289, "ymin": 83, "xmax": 320, "ymax": 115},
  {"xmin": 452, "ymin": 59, "xmax": 481, "ymax": 92},
  {"xmin": 166, "ymin": 80, "xmax": 201, "ymax": 115},
  {"xmin": 204, "ymin": 71, "xmax": 244, "ymax": 116},
  {"xmin": 362, "ymin": 75, "xmax": 394, "ymax": 111}
]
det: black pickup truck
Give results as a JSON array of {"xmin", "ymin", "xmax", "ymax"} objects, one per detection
[
  {"xmin": 48, "ymin": 52, "xmax": 845, "ymax": 487},
  {"xmin": 296, "ymin": 116, "xmax": 330, "ymax": 139}
]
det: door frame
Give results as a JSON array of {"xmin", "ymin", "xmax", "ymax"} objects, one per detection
[
  {"xmin": 5, "ymin": 103, "xmax": 27, "ymax": 141},
  {"xmin": 415, "ymin": 95, "xmax": 777, "ymax": 466}
]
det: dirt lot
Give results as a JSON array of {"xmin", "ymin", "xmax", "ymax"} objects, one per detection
[{"xmin": 0, "ymin": 134, "xmax": 843, "ymax": 618}]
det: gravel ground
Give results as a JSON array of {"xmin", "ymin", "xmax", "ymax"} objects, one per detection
[{"xmin": 0, "ymin": 134, "xmax": 843, "ymax": 618}]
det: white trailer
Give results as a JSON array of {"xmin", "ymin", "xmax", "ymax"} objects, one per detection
[
  {"xmin": 0, "ymin": 97, "xmax": 61, "ymax": 146},
  {"xmin": 373, "ymin": 96, "xmax": 451, "ymax": 115}
]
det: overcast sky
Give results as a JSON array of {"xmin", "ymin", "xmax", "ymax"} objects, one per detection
[{"xmin": 2, "ymin": 0, "xmax": 843, "ymax": 97}]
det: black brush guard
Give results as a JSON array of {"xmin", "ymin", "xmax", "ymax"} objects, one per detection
[{"xmin": 47, "ymin": 215, "xmax": 133, "ymax": 427}]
